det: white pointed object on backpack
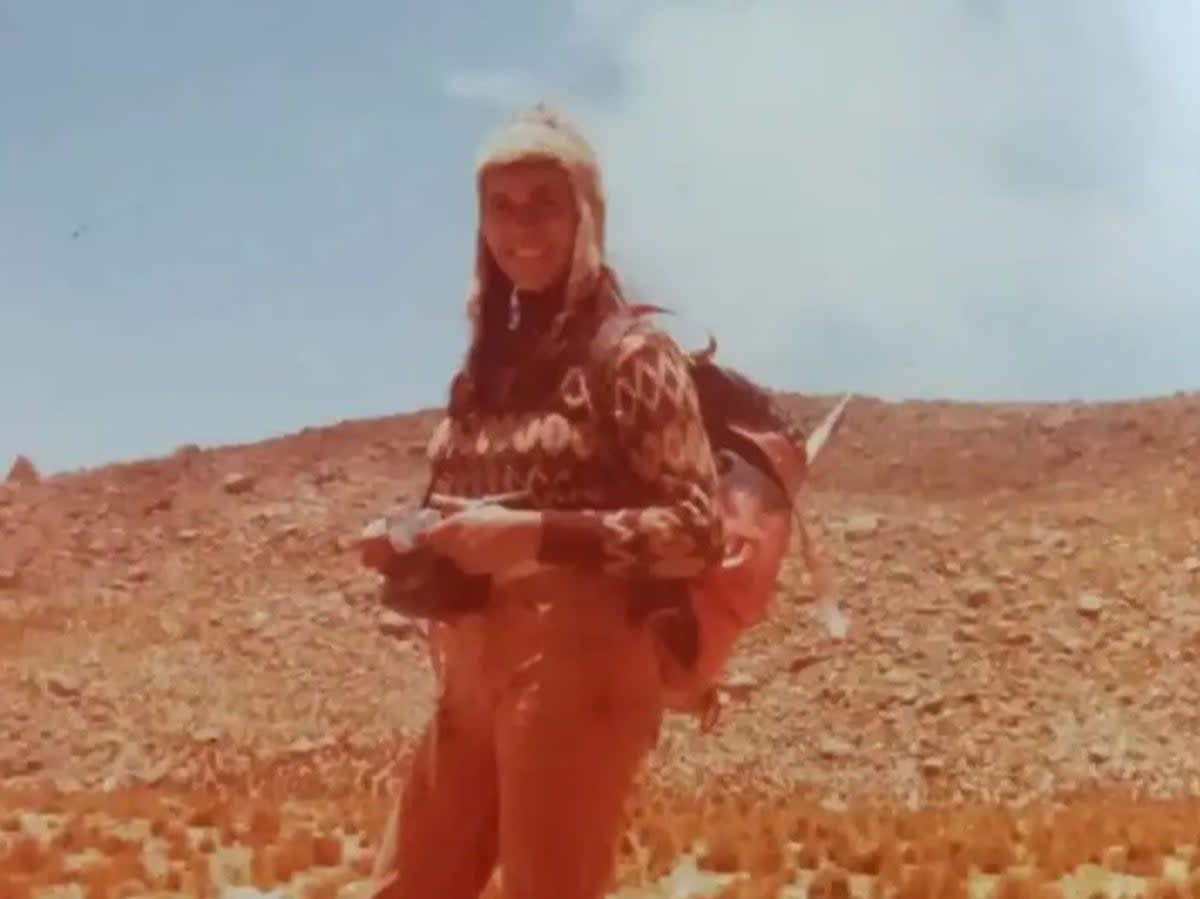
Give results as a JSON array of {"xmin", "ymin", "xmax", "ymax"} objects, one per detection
[
  {"xmin": 800, "ymin": 392, "xmax": 854, "ymax": 640},
  {"xmin": 805, "ymin": 391, "xmax": 853, "ymax": 466}
]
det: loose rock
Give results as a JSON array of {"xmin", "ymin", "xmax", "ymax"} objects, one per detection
[
  {"xmin": 222, "ymin": 472, "xmax": 256, "ymax": 495},
  {"xmin": 1077, "ymin": 592, "xmax": 1106, "ymax": 617}
]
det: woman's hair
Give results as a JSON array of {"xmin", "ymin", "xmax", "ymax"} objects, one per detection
[
  {"xmin": 464, "ymin": 247, "xmax": 517, "ymax": 405},
  {"xmin": 450, "ymin": 257, "xmax": 626, "ymax": 415}
]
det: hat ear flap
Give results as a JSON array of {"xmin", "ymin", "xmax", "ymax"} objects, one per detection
[
  {"xmin": 561, "ymin": 200, "xmax": 596, "ymax": 309},
  {"xmin": 465, "ymin": 229, "xmax": 515, "ymax": 347}
]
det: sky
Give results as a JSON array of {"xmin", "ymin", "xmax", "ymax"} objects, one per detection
[{"xmin": 2, "ymin": 1, "xmax": 1198, "ymax": 474}]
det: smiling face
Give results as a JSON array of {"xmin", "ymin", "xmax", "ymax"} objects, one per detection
[{"xmin": 479, "ymin": 158, "xmax": 579, "ymax": 295}]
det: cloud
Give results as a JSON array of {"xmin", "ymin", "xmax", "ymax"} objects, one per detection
[
  {"xmin": 552, "ymin": 0, "xmax": 1200, "ymax": 401},
  {"xmin": 443, "ymin": 68, "xmax": 542, "ymax": 109}
]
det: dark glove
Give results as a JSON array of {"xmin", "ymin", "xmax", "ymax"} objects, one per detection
[
  {"xmin": 376, "ymin": 547, "xmax": 491, "ymax": 621},
  {"xmin": 359, "ymin": 508, "xmax": 491, "ymax": 622}
]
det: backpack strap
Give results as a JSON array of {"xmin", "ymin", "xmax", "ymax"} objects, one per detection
[
  {"xmin": 588, "ymin": 302, "xmax": 671, "ymax": 366},
  {"xmin": 587, "ymin": 303, "xmax": 702, "ymax": 669},
  {"xmin": 586, "ymin": 301, "xmax": 683, "ymax": 487}
]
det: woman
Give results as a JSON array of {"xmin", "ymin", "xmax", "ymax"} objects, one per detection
[{"xmin": 366, "ymin": 104, "xmax": 725, "ymax": 899}]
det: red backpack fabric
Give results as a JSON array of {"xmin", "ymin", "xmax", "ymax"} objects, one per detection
[{"xmin": 590, "ymin": 304, "xmax": 845, "ymax": 728}]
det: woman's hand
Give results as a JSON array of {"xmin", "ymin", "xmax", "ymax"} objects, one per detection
[{"xmin": 418, "ymin": 495, "xmax": 543, "ymax": 576}]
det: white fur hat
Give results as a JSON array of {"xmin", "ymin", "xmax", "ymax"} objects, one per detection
[{"xmin": 465, "ymin": 104, "xmax": 606, "ymax": 343}]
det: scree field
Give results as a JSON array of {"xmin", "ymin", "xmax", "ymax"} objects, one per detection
[{"xmin": 2, "ymin": 392, "xmax": 1200, "ymax": 899}]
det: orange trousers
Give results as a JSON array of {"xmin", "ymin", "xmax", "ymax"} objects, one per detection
[{"xmin": 368, "ymin": 567, "xmax": 665, "ymax": 899}]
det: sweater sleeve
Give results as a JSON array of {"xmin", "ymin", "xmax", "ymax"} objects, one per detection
[{"xmin": 536, "ymin": 326, "xmax": 724, "ymax": 578}]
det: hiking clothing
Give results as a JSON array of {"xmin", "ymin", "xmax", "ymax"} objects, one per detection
[
  {"xmin": 368, "ymin": 567, "xmax": 664, "ymax": 899},
  {"xmin": 368, "ymin": 103, "xmax": 724, "ymax": 899}
]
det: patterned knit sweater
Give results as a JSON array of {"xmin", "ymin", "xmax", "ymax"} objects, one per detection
[{"xmin": 424, "ymin": 319, "xmax": 725, "ymax": 581}]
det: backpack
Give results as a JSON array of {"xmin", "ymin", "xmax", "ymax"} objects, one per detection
[{"xmin": 590, "ymin": 303, "xmax": 847, "ymax": 730}]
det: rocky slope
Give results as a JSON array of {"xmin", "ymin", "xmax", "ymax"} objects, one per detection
[{"xmin": 2, "ymin": 391, "xmax": 1199, "ymax": 896}]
